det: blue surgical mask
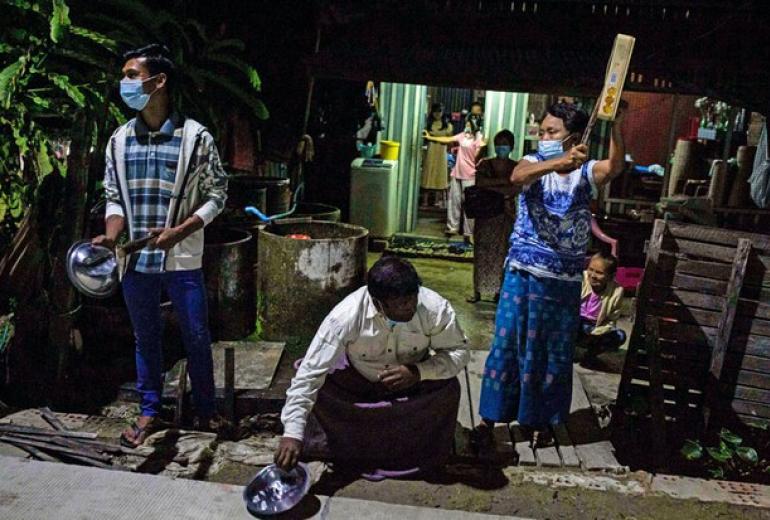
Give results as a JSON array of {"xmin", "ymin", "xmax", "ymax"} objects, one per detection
[
  {"xmin": 120, "ymin": 75, "xmax": 158, "ymax": 111},
  {"xmin": 537, "ymin": 139, "xmax": 564, "ymax": 160},
  {"xmin": 495, "ymin": 145, "xmax": 512, "ymax": 158}
]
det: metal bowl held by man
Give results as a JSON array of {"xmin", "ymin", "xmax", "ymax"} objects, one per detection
[
  {"xmin": 242, "ymin": 462, "xmax": 311, "ymax": 516},
  {"xmin": 66, "ymin": 240, "xmax": 118, "ymax": 299}
]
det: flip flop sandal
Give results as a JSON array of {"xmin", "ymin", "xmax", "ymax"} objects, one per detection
[{"xmin": 119, "ymin": 420, "xmax": 153, "ymax": 449}]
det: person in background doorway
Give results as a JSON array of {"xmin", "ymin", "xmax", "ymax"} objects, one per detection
[
  {"xmin": 423, "ymin": 121, "xmax": 486, "ymax": 242},
  {"xmin": 420, "ymin": 103, "xmax": 452, "ymax": 207},
  {"xmin": 468, "ymin": 129, "xmax": 519, "ymax": 303},
  {"xmin": 475, "ymin": 101, "xmax": 626, "ymax": 453},
  {"xmin": 274, "ymin": 256, "xmax": 469, "ymax": 476},
  {"xmin": 466, "ymin": 101, "xmax": 485, "ymax": 135},
  {"xmin": 577, "ymin": 251, "xmax": 626, "ymax": 364}
]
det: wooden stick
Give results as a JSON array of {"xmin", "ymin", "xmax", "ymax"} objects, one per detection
[
  {"xmin": 0, "ymin": 435, "xmax": 111, "ymax": 462},
  {"xmin": 0, "ymin": 424, "xmax": 97, "ymax": 439},
  {"xmin": 13, "ymin": 442, "xmax": 59, "ymax": 463},
  {"xmin": 175, "ymin": 359, "xmax": 188, "ymax": 426},
  {"xmin": 225, "ymin": 347, "xmax": 235, "ymax": 423},
  {"xmin": 39, "ymin": 407, "xmax": 68, "ymax": 431}
]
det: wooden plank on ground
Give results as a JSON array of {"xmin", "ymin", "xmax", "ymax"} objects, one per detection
[
  {"xmin": 568, "ymin": 369, "xmax": 623, "ymax": 472},
  {"xmin": 457, "ymin": 351, "xmax": 483, "ymax": 430},
  {"xmin": 575, "ymin": 441, "xmax": 624, "ymax": 471},
  {"xmin": 492, "ymin": 424, "xmax": 516, "ymax": 466},
  {"xmin": 510, "ymin": 424, "xmax": 536, "ymax": 466},
  {"xmin": 536, "ymin": 441, "xmax": 562, "ymax": 468},
  {"xmin": 703, "ymin": 238, "xmax": 752, "ymax": 431},
  {"xmin": 552, "ymin": 424, "xmax": 580, "ymax": 468}
]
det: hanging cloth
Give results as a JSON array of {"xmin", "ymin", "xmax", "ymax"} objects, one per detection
[{"xmin": 749, "ymin": 122, "xmax": 770, "ymax": 208}]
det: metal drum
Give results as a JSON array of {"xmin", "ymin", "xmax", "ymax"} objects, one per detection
[
  {"xmin": 229, "ymin": 175, "xmax": 291, "ymax": 216},
  {"xmin": 203, "ymin": 227, "xmax": 255, "ymax": 341}
]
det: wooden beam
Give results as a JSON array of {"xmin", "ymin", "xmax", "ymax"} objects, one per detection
[
  {"xmin": 617, "ymin": 219, "xmax": 666, "ymax": 411},
  {"xmin": 702, "ymin": 238, "xmax": 752, "ymax": 432},
  {"xmin": 174, "ymin": 360, "xmax": 188, "ymax": 426},
  {"xmin": 645, "ymin": 316, "xmax": 668, "ymax": 470}
]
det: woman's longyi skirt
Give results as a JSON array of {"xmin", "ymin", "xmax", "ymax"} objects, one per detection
[{"xmin": 478, "ymin": 269, "xmax": 581, "ymax": 428}]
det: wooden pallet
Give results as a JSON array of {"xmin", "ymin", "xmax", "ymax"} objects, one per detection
[
  {"xmin": 615, "ymin": 220, "xmax": 770, "ymax": 464},
  {"xmin": 459, "ymin": 354, "xmax": 621, "ymax": 471}
]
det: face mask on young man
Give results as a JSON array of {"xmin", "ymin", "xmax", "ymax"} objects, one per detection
[{"xmin": 120, "ymin": 75, "xmax": 159, "ymax": 111}]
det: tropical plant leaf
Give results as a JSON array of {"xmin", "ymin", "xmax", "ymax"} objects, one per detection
[
  {"xmin": 50, "ymin": 0, "xmax": 71, "ymax": 43},
  {"xmin": 108, "ymin": 102, "xmax": 126, "ymax": 125},
  {"xmin": 69, "ymin": 26, "xmax": 117, "ymax": 52},
  {"xmin": 206, "ymin": 38, "xmax": 245, "ymax": 54},
  {"xmin": 719, "ymin": 428, "xmax": 742, "ymax": 447},
  {"xmin": 736, "ymin": 446, "xmax": 759, "ymax": 464},
  {"xmin": 706, "ymin": 446, "xmax": 733, "ymax": 463},
  {"xmin": 681, "ymin": 439, "xmax": 703, "ymax": 461},
  {"xmin": 707, "ymin": 467, "xmax": 725, "ymax": 479},
  {"xmin": 2, "ymin": 0, "xmax": 34, "ymax": 11},
  {"xmin": 34, "ymin": 138, "xmax": 54, "ymax": 177},
  {"xmin": 0, "ymin": 57, "xmax": 26, "ymax": 109},
  {"xmin": 204, "ymin": 53, "xmax": 261, "ymax": 91},
  {"xmin": 47, "ymin": 73, "xmax": 85, "ymax": 107},
  {"xmin": 187, "ymin": 67, "xmax": 269, "ymax": 120}
]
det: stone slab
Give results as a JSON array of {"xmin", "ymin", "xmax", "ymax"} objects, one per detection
[{"xmin": 164, "ymin": 340, "xmax": 284, "ymax": 394}]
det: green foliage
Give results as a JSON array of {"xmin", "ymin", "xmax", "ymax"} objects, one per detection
[
  {"xmin": 681, "ymin": 427, "xmax": 770, "ymax": 482},
  {"xmin": 681, "ymin": 439, "xmax": 703, "ymax": 461},
  {"xmin": 0, "ymin": 0, "xmax": 124, "ymax": 249},
  {"xmin": 0, "ymin": 0, "xmax": 266, "ymax": 251},
  {"xmin": 81, "ymin": 0, "xmax": 268, "ymax": 136},
  {"xmin": 50, "ymin": 0, "xmax": 71, "ymax": 43}
]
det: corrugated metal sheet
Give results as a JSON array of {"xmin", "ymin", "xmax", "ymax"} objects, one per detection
[
  {"xmin": 483, "ymin": 91, "xmax": 529, "ymax": 159},
  {"xmin": 380, "ymin": 82, "xmax": 428, "ymax": 232}
]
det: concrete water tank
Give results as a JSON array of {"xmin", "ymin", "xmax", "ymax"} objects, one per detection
[{"xmin": 257, "ymin": 221, "xmax": 368, "ymax": 348}]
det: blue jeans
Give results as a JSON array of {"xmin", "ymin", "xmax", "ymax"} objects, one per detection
[{"xmin": 122, "ymin": 269, "xmax": 215, "ymax": 419}]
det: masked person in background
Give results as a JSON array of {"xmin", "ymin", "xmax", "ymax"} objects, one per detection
[
  {"xmin": 275, "ymin": 256, "xmax": 469, "ymax": 476},
  {"xmin": 423, "ymin": 116, "xmax": 486, "ymax": 243},
  {"xmin": 474, "ymin": 102, "xmax": 626, "ymax": 454},
  {"xmin": 92, "ymin": 44, "xmax": 228, "ymax": 447},
  {"xmin": 468, "ymin": 129, "xmax": 519, "ymax": 303}
]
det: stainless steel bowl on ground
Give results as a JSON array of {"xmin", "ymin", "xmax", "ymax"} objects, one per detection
[{"xmin": 242, "ymin": 462, "xmax": 311, "ymax": 516}]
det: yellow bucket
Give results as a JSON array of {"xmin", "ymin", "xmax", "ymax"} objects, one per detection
[{"xmin": 379, "ymin": 140, "xmax": 400, "ymax": 161}]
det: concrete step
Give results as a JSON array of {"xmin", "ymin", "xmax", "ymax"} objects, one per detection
[{"xmin": 0, "ymin": 455, "xmax": 530, "ymax": 520}]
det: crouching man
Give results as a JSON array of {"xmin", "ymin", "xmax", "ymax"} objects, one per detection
[{"xmin": 274, "ymin": 256, "xmax": 470, "ymax": 475}]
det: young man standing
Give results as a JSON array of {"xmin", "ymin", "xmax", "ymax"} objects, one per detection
[{"xmin": 92, "ymin": 44, "xmax": 228, "ymax": 447}]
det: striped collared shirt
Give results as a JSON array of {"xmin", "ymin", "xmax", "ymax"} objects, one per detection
[{"xmin": 123, "ymin": 113, "xmax": 183, "ymax": 273}]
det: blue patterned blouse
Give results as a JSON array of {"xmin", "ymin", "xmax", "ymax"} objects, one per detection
[{"xmin": 505, "ymin": 154, "xmax": 598, "ymax": 282}]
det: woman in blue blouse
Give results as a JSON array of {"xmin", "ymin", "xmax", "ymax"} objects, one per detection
[{"xmin": 476, "ymin": 102, "xmax": 626, "ymax": 449}]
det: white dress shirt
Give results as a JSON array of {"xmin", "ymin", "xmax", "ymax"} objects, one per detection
[{"xmin": 281, "ymin": 286, "xmax": 470, "ymax": 441}]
